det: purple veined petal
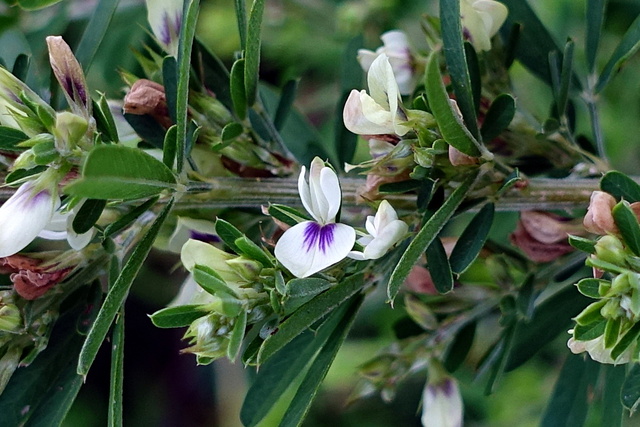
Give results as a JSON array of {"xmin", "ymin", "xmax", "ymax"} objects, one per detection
[
  {"xmin": 421, "ymin": 377, "xmax": 464, "ymax": 427},
  {"xmin": 46, "ymin": 36, "xmax": 90, "ymax": 115},
  {"xmin": 146, "ymin": 0, "xmax": 184, "ymax": 56},
  {"xmin": 275, "ymin": 221, "xmax": 356, "ymax": 278},
  {"xmin": 0, "ymin": 183, "xmax": 59, "ymax": 257}
]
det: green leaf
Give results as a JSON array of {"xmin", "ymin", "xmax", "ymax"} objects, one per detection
[
  {"xmin": 258, "ymin": 274, "xmax": 364, "ymax": 364},
  {"xmin": 596, "ymin": 14, "xmax": 640, "ymax": 93},
  {"xmin": 439, "ymin": 0, "xmax": 479, "ymax": 138},
  {"xmin": 481, "ymin": 94, "xmax": 516, "ymax": 141},
  {"xmin": 162, "ymin": 125, "xmax": 178, "ymax": 169},
  {"xmin": 176, "ymin": 0, "xmax": 200, "ymax": 174},
  {"xmin": 215, "ymin": 218, "xmax": 244, "ymax": 254},
  {"xmin": 150, "ymin": 305, "xmax": 208, "ymax": 328},
  {"xmin": 622, "ymin": 364, "xmax": 640, "ymax": 413},
  {"xmin": 78, "ymin": 198, "xmax": 174, "ymax": 376},
  {"xmin": 586, "ymin": 0, "xmax": 607, "ymax": 73},
  {"xmin": 600, "ymin": 171, "xmax": 640, "ymax": 202},
  {"xmin": 444, "ymin": 321, "xmax": 476, "ymax": 373},
  {"xmin": 506, "ymin": 285, "xmax": 591, "ymax": 370},
  {"xmin": 449, "ymin": 203, "xmax": 495, "ymax": 274},
  {"xmin": 193, "ymin": 39, "xmax": 232, "ymax": 110},
  {"xmin": 267, "ymin": 204, "xmax": 310, "ymax": 227},
  {"xmin": 604, "ymin": 317, "xmax": 622, "ymax": 348},
  {"xmin": 280, "ymin": 296, "xmax": 361, "ymax": 427},
  {"xmin": 274, "ymin": 79, "xmax": 298, "ymax": 131},
  {"xmin": 550, "ymin": 40, "xmax": 575, "ymax": 118},
  {"xmin": 483, "ymin": 322, "xmax": 516, "ymax": 394},
  {"xmin": 388, "ymin": 171, "xmax": 478, "ymax": 302},
  {"xmin": 378, "ymin": 180, "xmax": 422, "ymax": 194},
  {"xmin": 124, "ymin": 113, "xmax": 165, "ymax": 148},
  {"xmin": 425, "ymin": 237, "xmax": 453, "ymax": 293},
  {"xmin": 573, "ymin": 319, "xmax": 606, "ymax": 341},
  {"xmin": 108, "ymin": 308, "xmax": 124, "ymax": 427},
  {"xmin": 162, "ymin": 56, "xmax": 178, "ymax": 123},
  {"xmin": 234, "ymin": 0, "xmax": 247, "ymax": 50},
  {"xmin": 613, "ymin": 200, "xmax": 640, "ymax": 256},
  {"xmin": 15, "ymin": 0, "xmax": 62, "ymax": 11},
  {"xmin": 72, "ymin": 198, "xmax": 106, "ymax": 234},
  {"xmin": 103, "ymin": 197, "xmax": 158, "ymax": 238},
  {"xmin": 283, "ymin": 278, "xmax": 334, "ymax": 314},
  {"xmin": 227, "ymin": 310, "xmax": 247, "ymax": 361},
  {"xmin": 74, "ymin": 0, "xmax": 119, "ymax": 72},
  {"xmin": 498, "ymin": 0, "xmax": 570, "ymax": 88},
  {"xmin": 602, "ymin": 365, "xmax": 625, "ymax": 427},
  {"xmin": 234, "ymin": 236, "xmax": 273, "ymax": 267},
  {"xmin": 245, "ymin": 0, "xmax": 264, "ymax": 107},
  {"xmin": 193, "ymin": 264, "xmax": 240, "ymax": 298},
  {"xmin": 221, "ymin": 122, "xmax": 243, "ymax": 142},
  {"xmin": 540, "ymin": 354, "xmax": 600, "ymax": 427},
  {"xmin": 425, "ymin": 53, "xmax": 481, "ymax": 157},
  {"xmin": 230, "ymin": 58, "xmax": 247, "ymax": 120},
  {"xmin": 5, "ymin": 166, "xmax": 46, "ymax": 184},
  {"xmin": 568, "ymin": 235, "xmax": 597, "ymax": 254},
  {"xmin": 12, "ymin": 53, "xmax": 30, "ymax": 82},
  {"xmin": 93, "ymin": 93, "xmax": 119, "ymax": 143},
  {"xmin": 611, "ymin": 321, "xmax": 640, "ymax": 360},
  {"xmin": 64, "ymin": 145, "xmax": 176, "ymax": 200},
  {"xmin": 0, "ymin": 126, "xmax": 29, "ymax": 151},
  {"xmin": 241, "ymin": 298, "xmax": 353, "ymax": 426},
  {"xmin": 576, "ymin": 278, "xmax": 607, "ymax": 298}
]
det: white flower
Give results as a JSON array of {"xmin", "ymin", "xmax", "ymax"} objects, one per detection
[
  {"xmin": 460, "ymin": 0, "xmax": 508, "ymax": 52},
  {"xmin": 343, "ymin": 54, "xmax": 411, "ymax": 137},
  {"xmin": 146, "ymin": 0, "xmax": 184, "ymax": 56},
  {"xmin": 348, "ymin": 200, "xmax": 407, "ymax": 260},
  {"xmin": 421, "ymin": 376, "xmax": 464, "ymax": 427},
  {"xmin": 275, "ymin": 158, "xmax": 356, "ymax": 278},
  {"xmin": 37, "ymin": 200, "xmax": 96, "ymax": 251},
  {"xmin": 167, "ymin": 217, "xmax": 218, "ymax": 253},
  {"xmin": 567, "ymin": 332, "xmax": 633, "ymax": 365},
  {"xmin": 358, "ymin": 30, "xmax": 417, "ymax": 95},
  {"xmin": 181, "ymin": 239, "xmax": 261, "ymax": 284},
  {"xmin": 0, "ymin": 182, "xmax": 60, "ymax": 257}
]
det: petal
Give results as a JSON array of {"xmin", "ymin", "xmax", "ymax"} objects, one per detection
[
  {"xmin": 146, "ymin": 0, "xmax": 183, "ymax": 56},
  {"xmin": 380, "ymin": 30, "xmax": 410, "ymax": 55},
  {"xmin": 319, "ymin": 166, "xmax": 341, "ymax": 223},
  {"xmin": 275, "ymin": 221, "xmax": 356, "ymax": 278},
  {"xmin": 373, "ymin": 200, "xmax": 399, "ymax": 231},
  {"xmin": 347, "ymin": 250, "xmax": 366, "ymax": 261},
  {"xmin": 357, "ymin": 49, "xmax": 378, "ymax": 72},
  {"xmin": 421, "ymin": 378, "xmax": 463, "ymax": 427},
  {"xmin": 367, "ymin": 54, "xmax": 396, "ymax": 111},
  {"xmin": 0, "ymin": 183, "xmax": 59, "ymax": 257},
  {"xmin": 365, "ymin": 215, "xmax": 377, "ymax": 236},
  {"xmin": 343, "ymin": 90, "xmax": 397, "ymax": 135},
  {"xmin": 46, "ymin": 36, "xmax": 90, "ymax": 115},
  {"xmin": 473, "ymin": 0, "xmax": 508, "ymax": 37},
  {"xmin": 180, "ymin": 239, "xmax": 240, "ymax": 282},
  {"xmin": 298, "ymin": 165, "xmax": 315, "ymax": 220},
  {"xmin": 308, "ymin": 157, "xmax": 331, "ymax": 223},
  {"xmin": 168, "ymin": 217, "xmax": 219, "ymax": 252},
  {"xmin": 362, "ymin": 220, "xmax": 408, "ymax": 260}
]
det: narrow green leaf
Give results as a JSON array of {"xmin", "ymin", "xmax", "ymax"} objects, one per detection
[
  {"xmin": 439, "ymin": 0, "xmax": 479, "ymax": 138},
  {"xmin": 215, "ymin": 218, "xmax": 244, "ymax": 253},
  {"xmin": 234, "ymin": 236, "xmax": 273, "ymax": 268},
  {"xmin": 483, "ymin": 322, "xmax": 516, "ymax": 394},
  {"xmin": 193, "ymin": 39, "xmax": 232, "ymax": 109},
  {"xmin": 176, "ymin": 0, "xmax": 200, "ymax": 174},
  {"xmin": 267, "ymin": 204, "xmax": 310, "ymax": 227},
  {"xmin": 602, "ymin": 365, "xmax": 625, "ymax": 427},
  {"xmin": 604, "ymin": 317, "xmax": 622, "ymax": 348},
  {"xmin": 622, "ymin": 364, "xmax": 640, "ymax": 413},
  {"xmin": 245, "ymin": 0, "xmax": 264, "ymax": 106},
  {"xmin": 378, "ymin": 180, "xmax": 422, "ymax": 194},
  {"xmin": 234, "ymin": 0, "xmax": 247, "ymax": 49},
  {"xmin": 74, "ymin": 0, "xmax": 119, "ymax": 71},
  {"xmin": 286, "ymin": 278, "xmax": 333, "ymax": 297},
  {"xmin": 5, "ymin": 166, "xmax": 46, "ymax": 184},
  {"xmin": 576, "ymin": 278, "xmax": 607, "ymax": 298},
  {"xmin": 597, "ymin": 14, "xmax": 640, "ymax": 93},
  {"xmin": 258, "ymin": 274, "xmax": 364, "ymax": 364},
  {"xmin": 72, "ymin": 198, "xmax": 106, "ymax": 234},
  {"xmin": 274, "ymin": 79, "xmax": 298, "ymax": 131},
  {"xmin": 11, "ymin": 53, "xmax": 29, "ymax": 81},
  {"xmin": 611, "ymin": 321, "xmax": 640, "ymax": 360},
  {"xmin": 162, "ymin": 56, "xmax": 178, "ymax": 123},
  {"xmin": 124, "ymin": 113, "xmax": 166, "ymax": 148},
  {"xmin": 425, "ymin": 53, "xmax": 481, "ymax": 157},
  {"xmin": 241, "ymin": 300, "xmax": 349, "ymax": 426},
  {"xmin": 193, "ymin": 264, "xmax": 240, "ymax": 298},
  {"xmin": 568, "ymin": 235, "xmax": 597, "ymax": 254},
  {"xmin": 444, "ymin": 321, "xmax": 476, "ymax": 373},
  {"xmin": 108, "ymin": 309, "xmax": 124, "ymax": 427},
  {"xmin": 573, "ymin": 319, "xmax": 606, "ymax": 341},
  {"xmin": 227, "ymin": 311, "xmax": 247, "ymax": 361},
  {"xmin": 600, "ymin": 171, "xmax": 640, "ymax": 202},
  {"xmin": 103, "ymin": 197, "xmax": 158, "ymax": 238},
  {"xmin": 150, "ymin": 305, "xmax": 208, "ymax": 328},
  {"xmin": 540, "ymin": 354, "xmax": 600, "ymax": 427},
  {"xmin": 93, "ymin": 93, "xmax": 119, "ymax": 143},
  {"xmin": 465, "ymin": 42, "xmax": 481, "ymax": 113},
  {"xmin": 78, "ymin": 198, "xmax": 174, "ymax": 376},
  {"xmin": 613, "ymin": 200, "xmax": 640, "ymax": 256},
  {"xmin": 64, "ymin": 145, "xmax": 176, "ymax": 200},
  {"xmin": 280, "ymin": 296, "xmax": 361, "ymax": 427},
  {"xmin": 163, "ymin": 125, "xmax": 178, "ymax": 169},
  {"xmin": 230, "ymin": 58, "xmax": 247, "ymax": 120},
  {"xmin": 586, "ymin": 0, "xmax": 607, "ymax": 73},
  {"xmin": 0, "ymin": 126, "xmax": 29, "ymax": 151},
  {"xmin": 515, "ymin": 274, "xmax": 536, "ymax": 320},
  {"xmin": 481, "ymin": 94, "xmax": 516, "ymax": 141},
  {"xmin": 388, "ymin": 171, "xmax": 478, "ymax": 302},
  {"xmin": 221, "ymin": 122, "xmax": 243, "ymax": 141},
  {"xmin": 551, "ymin": 40, "xmax": 574, "ymax": 117},
  {"xmin": 449, "ymin": 203, "xmax": 495, "ymax": 274},
  {"xmin": 425, "ymin": 237, "xmax": 453, "ymax": 293},
  {"xmin": 15, "ymin": 0, "xmax": 62, "ymax": 9}
]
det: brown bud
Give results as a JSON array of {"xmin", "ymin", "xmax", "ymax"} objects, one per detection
[
  {"xmin": 520, "ymin": 211, "xmax": 582, "ymax": 244},
  {"xmin": 123, "ymin": 79, "xmax": 172, "ymax": 128},
  {"xmin": 510, "ymin": 220, "xmax": 574, "ymax": 262},
  {"xmin": 448, "ymin": 145, "xmax": 478, "ymax": 166},
  {"xmin": 583, "ymin": 191, "xmax": 618, "ymax": 235},
  {"xmin": 1, "ymin": 255, "xmax": 71, "ymax": 300}
]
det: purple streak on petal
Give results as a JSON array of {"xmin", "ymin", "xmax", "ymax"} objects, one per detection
[
  {"xmin": 440, "ymin": 378, "xmax": 454, "ymax": 396},
  {"xmin": 303, "ymin": 222, "xmax": 336, "ymax": 254},
  {"xmin": 26, "ymin": 190, "xmax": 51, "ymax": 207},
  {"xmin": 190, "ymin": 231, "xmax": 220, "ymax": 244},
  {"xmin": 62, "ymin": 76, "xmax": 87, "ymax": 107}
]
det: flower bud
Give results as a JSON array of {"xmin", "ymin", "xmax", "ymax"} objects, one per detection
[
  {"xmin": 421, "ymin": 360, "xmax": 463, "ymax": 427},
  {"xmin": 53, "ymin": 111, "xmax": 89, "ymax": 153},
  {"xmin": 594, "ymin": 235, "xmax": 627, "ymax": 266},
  {"xmin": 46, "ymin": 36, "xmax": 91, "ymax": 117},
  {"xmin": 584, "ymin": 191, "xmax": 617, "ymax": 235},
  {"xmin": 0, "ymin": 303, "xmax": 21, "ymax": 332}
]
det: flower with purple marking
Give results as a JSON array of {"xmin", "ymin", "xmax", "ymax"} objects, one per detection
[
  {"xmin": 348, "ymin": 200, "xmax": 408, "ymax": 260},
  {"xmin": 46, "ymin": 36, "xmax": 91, "ymax": 118},
  {"xmin": 421, "ymin": 361, "xmax": 464, "ymax": 427},
  {"xmin": 275, "ymin": 158, "xmax": 356, "ymax": 278},
  {"xmin": 146, "ymin": 0, "xmax": 184, "ymax": 56},
  {"xmin": 0, "ymin": 181, "xmax": 60, "ymax": 258}
]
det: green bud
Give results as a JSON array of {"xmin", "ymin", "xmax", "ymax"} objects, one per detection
[
  {"xmin": 53, "ymin": 111, "xmax": 89, "ymax": 154},
  {"xmin": 32, "ymin": 138, "xmax": 59, "ymax": 165},
  {"xmin": 601, "ymin": 299, "xmax": 624, "ymax": 319},
  {"xmin": 611, "ymin": 273, "xmax": 631, "ymax": 294},
  {"xmin": 595, "ymin": 235, "xmax": 627, "ymax": 266},
  {"xmin": 0, "ymin": 304, "xmax": 22, "ymax": 332},
  {"xmin": 227, "ymin": 256, "xmax": 262, "ymax": 282}
]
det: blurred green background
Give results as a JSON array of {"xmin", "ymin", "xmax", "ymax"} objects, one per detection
[{"xmin": 1, "ymin": 0, "xmax": 640, "ymax": 425}]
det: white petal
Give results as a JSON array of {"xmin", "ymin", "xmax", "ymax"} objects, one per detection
[
  {"xmin": 180, "ymin": 239, "xmax": 239, "ymax": 282},
  {"xmin": 474, "ymin": 0, "xmax": 508, "ymax": 38},
  {"xmin": 343, "ymin": 90, "xmax": 397, "ymax": 135},
  {"xmin": 373, "ymin": 200, "xmax": 399, "ymax": 231},
  {"xmin": 275, "ymin": 221, "xmax": 356, "ymax": 278},
  {"xmin": 308, "ymin": 158, "xmax": 331, "ymax": 223},
  {"xmin": 364, "ymin": 215, "xmax": 377, "ymax": 236},
  {"xmin": 362, "ymin": 220, "xmax": 408, "ymax": 259},
  {"xmin": 66, "ymin": 227, "xmax": 95, "ymax": 250},
  {"xmin": 367, "ymin": 54, "xmax": 395, "ymax": 110},
  {"xmin": 319, "ymin": 166, "xmax": 341, "ymax": 223},
  {"xmin": 421, "ymin": 378, "xmax": 463, "ymax": 427},
  {"xmin": 0, "ymin": 183, "xmax": 59, "ymax": 257},
  {"xmin": 298, "ymin": 165, "xmax": 315, "ymax": 220},
  {"xmin": 357, "ymin": 49, "xmax": 378, "ymax": 72},
  {"xmin": 347, "ymin": 250, "xmax": 366, "ymax": 261},
  {"xmin": 167, "ymin": 217, "xmax": 218, "ymax": 253},
  {"xmin": 146, "ymin": 0, "xmax": 183, "ymax": 56}
]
